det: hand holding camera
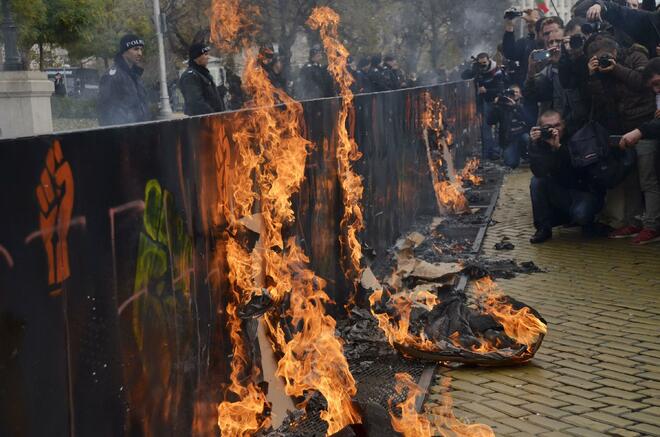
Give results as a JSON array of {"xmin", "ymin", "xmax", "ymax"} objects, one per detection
[
  {"xmin": 531, "ymin": 126, "xmax": 560, "ymax": 149},
  {"xmin": 588, "ymin": 55, "xmax": 616, "ymax": 75}
]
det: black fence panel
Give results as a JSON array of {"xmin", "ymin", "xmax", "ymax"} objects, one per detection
[{"xmin": 0, "ymin": 81, "xmax": 477, "ymax": 437}]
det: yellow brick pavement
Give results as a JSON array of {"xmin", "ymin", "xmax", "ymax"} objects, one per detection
[{"xmin": 425, "ymin": 168, "xmax": 660, "ymax": 436}]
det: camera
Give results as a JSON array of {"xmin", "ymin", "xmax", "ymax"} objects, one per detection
[
  {"xmin": 503, "ymin": 8, "xmax": 524, "ymax": 20},
  {"xmin": 582, "ymin": 22, "xmax": 603, "ymax": 34},
  {"xmin": 598, "ymin": 55, "xmax": 614, "ymax": 68},
  {"xmin": 531, "ymin": 49, "xmax": 553, "ymax": 62},
  {"xmin": 569, "ymin": 34, "xmax": 585, "ymax": 50},
  {"xmin": 540, "ymin": 127, "xmax": 554, "ymax": 140}
]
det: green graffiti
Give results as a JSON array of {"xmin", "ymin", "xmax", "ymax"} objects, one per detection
[{"xmin": 132, "ymin": 179, "xmax": 193, "ymax": 353}]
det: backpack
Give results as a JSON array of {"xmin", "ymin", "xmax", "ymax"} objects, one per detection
[{"xmin": 568, "ymin": 120, "xmax": 636, "ymax": 189}]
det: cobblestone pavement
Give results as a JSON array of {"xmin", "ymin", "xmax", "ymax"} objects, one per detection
[{"xmin": 424, "ymin": 168, "xmax": 660, "ymax": 436}]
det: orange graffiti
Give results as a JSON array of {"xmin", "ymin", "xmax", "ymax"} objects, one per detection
[{"xmin": 36, "ymin": 140, "xmax": 74, "ymax": 296}]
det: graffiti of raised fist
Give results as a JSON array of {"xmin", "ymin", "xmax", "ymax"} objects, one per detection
[{"xmin": 36, "ymin": 140, "xmax": 74, "ymax": 295}]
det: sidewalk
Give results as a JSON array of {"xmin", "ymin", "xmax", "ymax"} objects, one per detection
[{"xmin": 425, "ymin": 168, "xmax": 660, "ymax": 436}]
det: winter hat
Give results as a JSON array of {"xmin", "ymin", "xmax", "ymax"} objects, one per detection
[
  {"xmin": 119, "ymin": 34, "xmax": 144, "ymax": 54},
  {"xmin": 189, "ymin": 43, "xmax": 210, "ymax": 61}
]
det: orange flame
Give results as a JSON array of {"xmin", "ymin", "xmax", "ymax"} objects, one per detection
[
  {"xmin": 308, "ymin": 7, "xmax": 365, "ymax": 307},
  {"xmin": 369, "ymin": 289, "xmax": 438, "ymax": 352},
  {"xmin": 474, "ymin": 277, "xmax": 547, "ymax": 351},
  {"xmin": 428, "ymin": 376, "xmax": 496, "ymax": 437},
  {"xmin": 212, "ymin": 4, "xmax": 362, "ymax": 433},
  {"xmin": 209, "ymin": 0, "xmax": 259, "ymax": 52},
  {"xmin": 390, "ymin": 373, "xmax": 432, "ymax": 437},
  {"xmin": 421, "ymin": 93, "xmax": 470, "ymax": 215},
  {"xmin": 276, "ymin": 240, "xmax": 361, "ymax": 434},
  {"xmin": 458, "ymin": 158, "xmax": 483, "ymax": 186}
]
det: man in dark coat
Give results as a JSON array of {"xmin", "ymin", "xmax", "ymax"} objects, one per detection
[
  {"xmin": 528, "ymin": 110, "xmax": 605, "ymax": 243},
  {"xmin": 296, "ymin": 44, "xmax": 333, "ymax": 100},
  {"xmin": 462, "ymin": 53, "xmax": 506, "ymax": 160},
  {"xmin": 98, "ymin": 34, "xmax": 151, "ymax": 126},
  {"xmin": 581, "ymin": 0, "xmax": 660, "ymax": 57},
  {"xmin": 502, "ymin": 8, "xmax": 543, "ymax": 86},
  {"xmin": 179, "ymin": 43, "xmax": 225, "ymax": 116}
]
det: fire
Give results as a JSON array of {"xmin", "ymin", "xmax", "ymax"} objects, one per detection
[
  {"xmin": 428, "ymin": 377, "xmax": 496, "ymax": 437},
  {"xmin": 209, "ymin": 0, "xmax": 259, "ymax": 51},
  {"xmin": 421, "ymin": 93, "xmax": 470, "ymax": 215},
  {"xmin": 474, "ymin": 277, "xmax": 547, "ymax": 351},
  {"xmin": 390, "ymin": 373, "xmax": 495, "ymax": 437},
  {"xmin": 390, "ymin": 373, "xmax": 432, "ymax": 437},
  {"xmin": 458, "ymin": 158, "xmax": 483, "ymax": 186},
  {"xmin": 212, "ymin": 3, "xmax": 362, "ymax": 434},
  {"xmin": 308, "ymin": 7, "xmax": 365, "ymax": 306},
  {"xmin": 276, "ymin": 240, "xmax": 361, "ymax": 434},
  {"xmin": 369, "ymin": 289, "xmax": 438, "ymax": 352}
]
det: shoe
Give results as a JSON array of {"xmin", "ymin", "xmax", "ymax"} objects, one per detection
[
  {"xmin": 632, "ymin": 228, "xmax": 660, "ymax": 245},
  {"xmin": 608, "ymin": 225, "xmax": 642, "ymax": 239},
  {"xmin": 583, "ymin": 223, "xmax": 612, "ymax": 238},
  {"xmin": 530, "ymin": 228, "xmax": 552, "ymax": 244}
]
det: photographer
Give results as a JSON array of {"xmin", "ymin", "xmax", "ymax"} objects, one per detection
[
  {"xmin": 462, "ymin": 53, "xmax": 506, "ymax": 160},
  {"xmin": 488, "ymin": 85, "xmax": 535, "ymax": 168},
  {"xmin": 558, "ymin": 19, "xmax": 592, "ymax": 134},
  {"xmin": 502, "ymin": 8, "xmax": 543, "ymax": 86},
  {"xmin": 582, "ymin": 0, "xmax": 660, "ymax": 57},
  {"xmin": 524, "ymin": 23, "xmax": 566, "ymax": 119},
  {"xmin": 528, "ymin": 110, "xmax": 604, "ymax": 243}
]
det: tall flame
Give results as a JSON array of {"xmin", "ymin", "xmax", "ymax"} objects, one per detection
[
  {"xmin": 474, "ymin": 277, "xmax": 547, "ymax": 351},
  {"xmin": 421, "ymin": 93, "xmax": 470, "ymax": 215},
  {"xmin": 307, "ymin": 7, "xmax": 365, "ymax": 306},
  {"xmin": 212, "ymin": 3, "xmax": 361, "ymax": 434},
  {"xmin": 276, "ymin": 241, "xmax": 361, "ymax": 434}
]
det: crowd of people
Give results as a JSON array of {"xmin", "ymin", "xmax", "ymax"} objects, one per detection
[
  {"xmin": 96, "ymin": 0, "xmax": 660, "ymax": 247},
  {"xmin": 472, "ymin": 0, "xmax": 660, "ymax": 245},
  {"xmin": 96, "ymin": 35, "xmax": 449, "ymax": 126}
]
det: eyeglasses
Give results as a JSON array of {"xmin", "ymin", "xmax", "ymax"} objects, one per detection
[{"xmin": 541, "ymin": 123, "xmax": 562, "ymax": 129}]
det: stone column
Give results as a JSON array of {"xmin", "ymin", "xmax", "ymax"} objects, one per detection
[{"xmin": 0, "ymin": 71, "xmax": 55, "ymax": 138}]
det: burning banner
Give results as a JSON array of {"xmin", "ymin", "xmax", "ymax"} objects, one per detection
[{"xmin": 421, "ymin": 93, "xmax": 479, "ymax": 215}]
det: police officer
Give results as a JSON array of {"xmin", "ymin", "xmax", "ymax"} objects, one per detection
[
  {"xmin": 179, "ymin": 43, "xmax": 225, "ymax": 116},
  {"xmin": 296, "ymin": 44, "xmax": 333, "ymax": 99},
  {"xmin": 382, "ymin": 55, "xmax": 407, "ymax": 90},
  {"xmin": 98, "ymin": 34, "xmax": 151, "ymax": 126}
]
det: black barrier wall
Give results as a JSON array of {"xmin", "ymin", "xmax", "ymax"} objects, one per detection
[{"xmin": 0, "ymin": 82, "xmax": 477, "ymax": 437}]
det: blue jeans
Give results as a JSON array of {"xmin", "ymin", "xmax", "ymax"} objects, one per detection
[
  {"xmin": 503, "ymin": 132, "xmax": 529, "ymax": 169},
  {"xmin": 480, "ymin": 101, "xmax": 497, "ymax": 159},
  {"xmin": 530, "ymin": 176, "xmax": 603, "ymax": 230}
]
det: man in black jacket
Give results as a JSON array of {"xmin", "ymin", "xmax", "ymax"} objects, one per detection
[
  {"xmin": 98, "ymin": 34, "xmax": 151, "ymax": 126},
  {"xmin": 462, "ymin": 53, "xmax": 506, "ymax": 160},
  {"xmin": 584, "ymin": 0, "xmax": 660, "ymax": 57},
  {"xmin": 296, "ymin": 45, "xmax": 333, "ymax": 100},
  {"xmin": 179, "ymin": 43, "xmax": 225, "ymax": 116},
  {"xmin": 528, "ymin": 110, "xmax": 604, "ymax": 243},
  {"xmin": 502, "ymin": 8, "xmax": 543, "ymax": 86}
]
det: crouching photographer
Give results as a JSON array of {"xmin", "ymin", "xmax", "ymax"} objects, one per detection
[
  {"xmin": 528, "ymin": 110, "xmax": 605, "ymax": 243},
  {"xmin": 488, "ymin": 85, "xmax": 535, "ymax": 168}
]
